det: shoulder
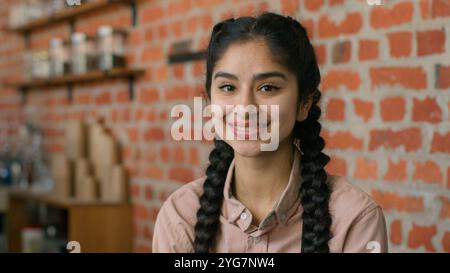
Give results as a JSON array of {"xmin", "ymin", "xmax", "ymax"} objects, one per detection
[
  {"xmin": 326, "ymin": 174, "xmax": 388, "ymax": 252},
  {"xmin": 152, "ymin": 176, "xmax": 206, "ymax": 252},
  {"xmin": 327, "ymin": 174, "xmax": 381, "ymax": 222},
  {"xmin": 156, "ymin": 176, "xmax": 206, "ymax": 225}
]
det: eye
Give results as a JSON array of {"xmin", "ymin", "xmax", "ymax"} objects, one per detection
[
  {"xmin": 260, "ymin": 84, "xmax": 280, "ymax": 93},
  {"xmin": 218, "ymin": 84, "xmax": 235, "ymax": 92}
]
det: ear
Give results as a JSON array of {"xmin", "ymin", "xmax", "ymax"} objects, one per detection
[{"xmin": 296, "ymin": 99, "xmax": 312, "ymax": 122}]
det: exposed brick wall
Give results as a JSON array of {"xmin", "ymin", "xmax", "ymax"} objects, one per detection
[{"xmin": 0, "ymin": 0, "xmax": 449, "ymax": 253}]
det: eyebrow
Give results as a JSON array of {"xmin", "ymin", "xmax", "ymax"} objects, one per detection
[{"xmin": 213, "ymin": 71, "xmax": 288, "ymax": 81}]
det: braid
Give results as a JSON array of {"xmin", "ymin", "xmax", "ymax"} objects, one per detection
[
  {"xmin": 194, "ymin": 139, "xmax": 234, "ymax": 253},
  {"xmin": 295, "ymin": 91, "xmax": 332, "ymax": 253}
]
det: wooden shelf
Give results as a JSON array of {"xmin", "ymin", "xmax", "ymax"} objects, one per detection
[
  {"xmin": 7, "ymin": 188, "xmax": 133, "ymax": 252},
  {"xmin": 8, "ymin": 188, "xmax": 129, "ymax": 209},
  {"xmin": 9, "ymin": 0, "xmax": 134, "ymax": 33},
  {"xmin": 8, "ymin": 67, "xmax": 144, "ymax": 90}
]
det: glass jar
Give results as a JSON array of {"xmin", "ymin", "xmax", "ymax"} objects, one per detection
[
  {"xmin": 97, "ymin": 26, "xmax": 126, "ymax": 71},
  {"xmin": 49, "ymin": 38, "xmax": 67, "ymax": 77},
  {"xmin": 31, "ymin": 50, "xmax": 50, "ymax": 79},
  {"xmin": 71, "ymin": 32, "xmax": 97, "ymax": 74}
]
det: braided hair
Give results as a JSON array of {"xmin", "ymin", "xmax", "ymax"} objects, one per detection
[{"xmin": 194, "ymin": 12, "xmax": 332, "ymax": 253}]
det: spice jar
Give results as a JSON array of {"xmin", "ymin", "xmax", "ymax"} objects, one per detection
[
  {"xmin": 97, "ymin": 26, "xmax": 126, "ymax": 71},
  {"xmin": 71, "ymin": 32, "xmax": 97, "ymax": 74},
  {"xmin": 49, "ymin": 38, "xmax": 69, "ymax": 76}
]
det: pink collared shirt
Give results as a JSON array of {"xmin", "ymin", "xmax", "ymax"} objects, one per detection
[{"xmin": 152, "ymin": 146, "xmax": 388, "ymax": 253}]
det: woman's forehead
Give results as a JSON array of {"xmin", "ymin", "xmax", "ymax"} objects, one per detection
[{"xmin": 213, "ymin": 40, "xmax": 292, "ymax": 80}]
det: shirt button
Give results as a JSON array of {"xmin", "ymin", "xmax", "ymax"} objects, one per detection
[{"xmin": 240, "ymin": 212, "xmax": 248, "ymax": 220}]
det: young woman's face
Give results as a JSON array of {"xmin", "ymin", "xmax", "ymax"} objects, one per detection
[{"xmin": 211, "ymin": 39, "xmax": 308, "ymax": 157}]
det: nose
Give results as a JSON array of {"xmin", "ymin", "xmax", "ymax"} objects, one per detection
[{"xmin": 236, "ymin": 85, "xmax": 257, "ymax": 121}]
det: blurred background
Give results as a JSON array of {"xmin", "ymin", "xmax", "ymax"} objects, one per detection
[{"xmin": 0, "ymin": 0, "xmax": 449, "ymax": 253}]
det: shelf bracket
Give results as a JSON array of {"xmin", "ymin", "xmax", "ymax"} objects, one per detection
[
  {"xmin": 69, "ymin": 19, "xmax": 75, "ymax": 34},
  {"xmin": 128, "ymin": 76, "xmax": 135, "ymax": 101},
  {"xmin": 20, "ymin": 87, "xmax": 28, "ymax": 105},
  {"xmin": 24, "ymin": 32, "xmax": 30, "ymax": 49},
  {"xmin": 130, "ymin": 0, "xmax": 138, "ymax": 27},
  {"xmin": 67, "ymin": 84, "xmax": 73, "ymax": 104}
]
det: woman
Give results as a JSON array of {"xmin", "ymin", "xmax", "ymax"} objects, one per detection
[{"xmin": 152, "ymin": 12, "xmax": 388, "ymax": 253}]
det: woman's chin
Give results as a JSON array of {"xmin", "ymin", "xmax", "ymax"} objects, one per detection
[{"xmin": 226, "ymin": 139, "xmax": 265, "ymax": 157}]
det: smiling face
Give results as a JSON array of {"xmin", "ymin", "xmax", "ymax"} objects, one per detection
[{"xmin": 210, "ymin": 38, "xmax": 311, "ymax": 157}]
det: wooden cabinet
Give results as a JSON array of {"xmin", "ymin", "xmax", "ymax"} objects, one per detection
[{"xmin": 7, "ymin": 189, "xmax": 132, "ymax": 253}]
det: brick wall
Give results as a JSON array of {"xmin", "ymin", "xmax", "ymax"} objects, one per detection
[{"xmin": 0, "ymin": 0, "xmax": 449, "ymax": 252}]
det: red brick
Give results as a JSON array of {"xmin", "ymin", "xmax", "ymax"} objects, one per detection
[
  {"xmin": 390, "ymin": 219, "xmax": 402, "ymax": 245},
  {"xmin": 131, "ymin": 184, "xmax": 141, "ymax": 199},
  {"xmin": 139, "ymin": 88, "xmax": 160, "ymax": 104},
  {"xmin": 304, "ymin": 0, "xmax": 324, "ymax": 11},
  {"xmin": 145, "ymin": 185, "xmax": 153, "ymax": 200},
  {"xmin": 167, "ymin": 0, "xmax": 191, "ymax": 16},
  {"xmin": 436, "ymin": 65, "xmax": 450, "ymax": 89},
  {"xmin": 353, "ymin": 157, "xmax": 377, "ymax": 180},
  {"xmin": 370, "ymin": 67, "xmax": 427, "ymax": 90},
  {"xmin": 417, "ymin": 30, "xmax": 446, "ymax": 56},
  {"xmin": 325, "ymin": 156, "xmax": 347, "ymax": 177},
  {"xmin": 142, "ymin": 45, "xmax": 163, "ymax": 62},
  {"xmin": 408, "ymin": 224, "xmax": 437, "ymax": 252},
  {"xmin": 443, "ymin": 232, "xmax": 450, "ymax": 253},
  {"xmin": 128, "ymin": 127, "xmax": 139, "ymax": 142},
  {"xmin": 380, "ymin": 97, "xmax": 406, "ymax": 121},
  {"xmin": 329, "ymin": 0, "xmax": 344, "ymax": 6},
  {"xmin": 141, "ymin": 5, "xmax": 165, "ymax": 24},
  {"xmin": 370, "ymin": 2, "xmax": 413, "ymax": 29},
  {"xmin": 322, "ymin": 69, "xmax": 361, "ymax": 91},
  {"xmin": 165, "ymin": 85, "xmax": 193, "ymax": 100},
  {"xmin": 353, "ymin": 99, "xmax": 373, "ymax": 122},
  {"xmin": 318, "ymin": 12, "xmax": 362, "ymax": 38},
  {"xmin": 412, "ymin": 97, "xmax": 442, "ymax": 123},
  {"xmin": 95, "ymin": 91, "xmax": 111, "ymax": 105},
  {"xmin": 432, "ymin": 0, "xmax": 450, "ymax": 18},
  {"xmin": 331, "ymin": 40, "xmax": 351, "ymax": 64},
  {"xmin": 116, "ymin": 90, "xmax": 129, "ymax": 104},
  {"xmin": 371, "ymin": 190, "xmax": 424, "ymax": 213},
  {"xmin": 312, "ymin": 44, "xmax": 325, "ymax": 65},
  {"xmin": 413, "ymin": 160, "xmax": 443, "ymax": 185},
  {"xmin": 134, "ymin": 203, "xmax": 149, "ymax": 220},
  {"xmin": 168, "ymin": 167, "xmax": 195, "ymax": 183},
  {"xmin": 281, "ymin": 0, "xmax": 300, "ymax": 15},
  {"xmin": 326, "ymin": 98, "xmax": 345, "ymax": 121},
  {"xmin": 189, "ymin": 147, "xmax": 200, "ymax": 165},
  {"xmin": 322, "ymin": 130, "xmax": 364, "ymax": 150},
  {"xmin": 430, "ymin": 132, "xmax": 450, "ymax": 154},
  {"xmin": 387, "ymin": 31, "xmax": 412, "ymax": 58},
  {"xmin": 440, "ymin": 196, "xmax": 450, "ymax": 219},
  {"xmin": 358, "ymin": 39, "xmax": 379, "ymax": 61},
  {"xmin": 384, "ymin": 159, "xmax": 407, "ymax": 182},
  {"xmin": 143, "ymin": 128, "xmax": 165, "ymax": 141},
  {"xmin": 173, "ymin": 146, "xmax": 185, "ymax": 162},
  {"xmin": 192, "ymin": 60, "xmax": 204, "ymax": 77},
  {"xmin": 369, "ymin": 128, "xmax": 422, "ymax": 152},
  {"xmin": 143, "ymin": 166, "xmax": 164, "ymax": 180},
  {"xmin": 172, "ymin": 64, "xmax": 184, "ymax": 79},
  {"xmin": 160, "ymin": 146, "xmax": 171, "ymax": 162},
  {"xmin": 420, "ymin": 0, "xmax": 430, "ymax": 19}
]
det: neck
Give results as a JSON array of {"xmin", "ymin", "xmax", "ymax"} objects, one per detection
[{"xmin": 233, "ymin": 136, "xmax": 296, "ymax": 211}]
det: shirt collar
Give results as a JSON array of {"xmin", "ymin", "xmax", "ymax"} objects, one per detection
[{"xmin": 222, "ymin": 143, "xmax": 303, "ymax": 227}]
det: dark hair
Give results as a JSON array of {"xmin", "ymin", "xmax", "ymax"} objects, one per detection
[{"xmin": 194, "ymin": 12, "xmax": 332, "ymax": 253}]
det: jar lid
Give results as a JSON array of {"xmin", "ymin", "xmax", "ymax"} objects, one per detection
[
  {"xmin": 98, "ymin": 26, "xmax": 112, "ymax": 36},
  {"xmin": 71, "ymin": 32, "xmax": 86, "ymax": 43}
]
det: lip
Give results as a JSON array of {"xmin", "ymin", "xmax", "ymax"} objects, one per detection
[{"xmin": 225, "ymin": 121, "xmax": 271, "ymax": 139}]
